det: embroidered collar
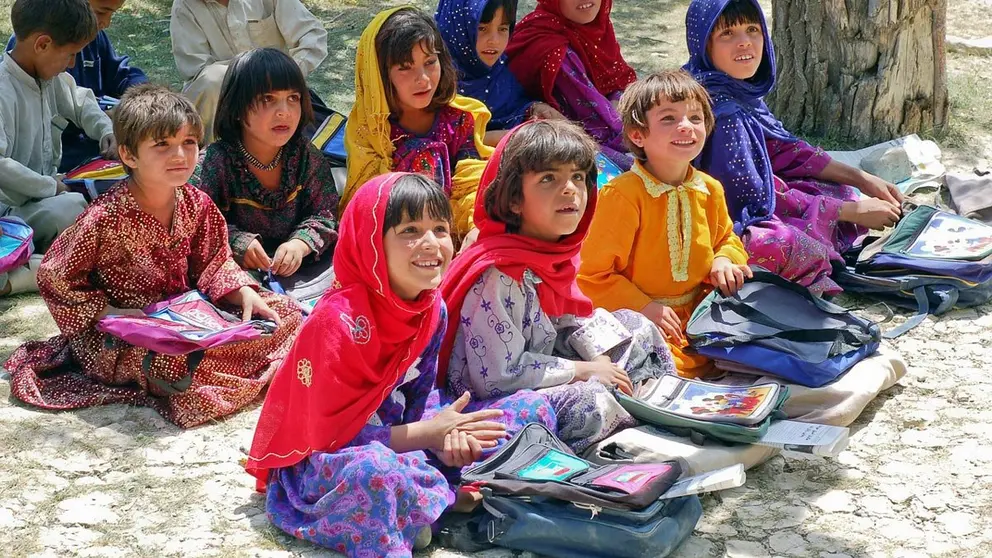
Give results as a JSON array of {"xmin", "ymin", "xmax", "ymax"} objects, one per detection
[
  {"xmin": 631, "ymin": 161, "xmax": 709, "ymax": 199},
  {"xmin": 631, "ymin": 161, "xmax": 708, "ymax": 283}
]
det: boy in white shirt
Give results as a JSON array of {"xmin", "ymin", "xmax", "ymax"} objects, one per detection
[
  {"xmin": 1, "ymin": 0, "xmax": 117, "ymax": 297},
  {"xmin": 170, "ymin": 0, "xmax": 328, "ymax": 144}
]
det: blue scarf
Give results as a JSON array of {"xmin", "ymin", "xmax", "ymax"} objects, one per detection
[
  {"xmin": 683, "ymin": 0, "xmax": 798, "ymax": 229},
  {"xmin": 435, "ymin": 0, "xmax": 534, "ymax": 130}
]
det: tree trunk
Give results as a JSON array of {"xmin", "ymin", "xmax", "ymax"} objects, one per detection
[{"xmin": 768, "ymin": 0, "xmax": 948, "ymax": 146}]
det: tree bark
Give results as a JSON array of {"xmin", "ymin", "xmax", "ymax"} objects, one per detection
[{"xmin": 769, "ymin": 0, "xmax": 948, "ymax": 146}]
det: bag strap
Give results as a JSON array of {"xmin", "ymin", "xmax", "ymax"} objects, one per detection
[
  {"xmin": 882, "ymin": 285, "xmax": 959, "ymax": 339},
  {"xmin": 745, "ymin": 270, "xmax": 853, "ymax": 316}
]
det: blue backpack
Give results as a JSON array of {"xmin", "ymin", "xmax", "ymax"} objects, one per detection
[
  {"xmin": 835, "ymin": 205, "xmax": 992, "ymax": 338},
  {"xmin": 1, "ymin": 216, "xmax": 34, "ymax": 274}
]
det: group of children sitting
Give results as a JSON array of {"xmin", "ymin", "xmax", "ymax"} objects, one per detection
[{"xmin": 0, "ymin": 0, "xmax": 911, "ymax": 556}]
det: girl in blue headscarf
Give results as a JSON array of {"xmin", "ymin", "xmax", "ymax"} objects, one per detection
[
  {"xmin": 683, "ymin": 0, "xmax": 904, "ymax": 295},
  {"xmin": 435, "ymin": 0, "xmax": 564, "ymax": 146}
]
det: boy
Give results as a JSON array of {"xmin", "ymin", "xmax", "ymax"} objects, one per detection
[
  {"xmin": 0, "ymin": 0, "xmax": 116, "ymax": 297},
  {"xmin": 4, "ymin": 84, "xmax": 301, "ymax": 428},
  {"xmin": 170, "ymin": 0, "xmax": 328, "ymax": 144},
  {"xmin": 7, "ymin": 0, "xmax": 148, "ymax": 172},
  {"xmin": 578, "ymin": 70, "xmax": 751, "ymax": 379}
]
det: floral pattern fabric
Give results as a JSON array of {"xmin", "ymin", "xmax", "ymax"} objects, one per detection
[
  {"xmin": 189, "ymin": 135, "xmax": 340, "ymax": 265},
  {"xmin": 446, "ymin": 267, "xmax": 675, "ymax": 453},
  {"xmin": 389, "ymin": 105, "xmax": 482, "ymax": 196},
  {"xmin": 265, "ymin": 312, "xmax": 556, "ymax": 557}
]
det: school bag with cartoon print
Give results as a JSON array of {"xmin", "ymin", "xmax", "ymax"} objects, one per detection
[
  {"xmin": 835, "ymin": 204, "xmax": 992, "ymax": 338},
  {"xmin": 0, "ymin": 216, "xmax": 34, "ymax": 274},
  {"xmin": 459, "ymin": 422, "xmax": 701, "ymax": 558}
]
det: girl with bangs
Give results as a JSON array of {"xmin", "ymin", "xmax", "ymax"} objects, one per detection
[
  {"xmin": 439, "ymin": 120, "xmax": 675, "ymax": 454},
  {"xmin": 190, "ymin": 48, "xmax": 340, "ymax": 279},
  {"xmin": 434, "ymin": 0, "xmax": 564, "ymax": 147},
  {"xmin": 248, "ymin": 173, "xmax": 554, "ymax": 557},
  {"xmin": 344, "ymin": 7, "xmax": 494, "ymax": 242}
]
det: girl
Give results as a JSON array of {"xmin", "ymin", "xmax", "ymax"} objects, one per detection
[
  {"xmin": 434, "ymin": 0, "xmax": 564, "ymax": 146},
  {"xmin": 579, "ymin": 70, "xmax": 752, "ymax": 379},
  {"xmin": 685, "ymin": 0, "xmax": 904, "ymax": 295},
  {"xmin": 247, "ymin": 173, "xmax": 555, "ymax": 557},
  {"xmin": 439, "ymin": 120, "xmax": 675, "ymax": 453},
  {"xmin": 190, "ymin": 48, "xmax": 339, "ymax": 278},
  {"xmin": 505, "ymin": 0, "xmax": 636, "ymax": 171},
  {"xmin": 4, "ymin": 85, "xmax": 302, "ymax": 428},
  {"xmin": 344, "ymin": 7, "xmax": 493, "ymax": 240}
]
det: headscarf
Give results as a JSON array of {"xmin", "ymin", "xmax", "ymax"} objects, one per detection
[
  {"xmin": 343, "ymin": 6, "xmax": 494, "ymax": 213},
  {"xmin": 683, "ymin": 0, "xmax": 796, "ymax": 229},
  {"xmin": 504, "ymin": 0, "xmax": 636, "ymax": 108},
  {"xmin": 246, "ymin": 173, "xmax": 444, "ymax": 491},
  {"xmin": 437, "ymin": 122, "xmax": 596, "ymax": 387},
  {"xmin": 435, "ymin": 0, "xmax": 534, "ymax": 130}
]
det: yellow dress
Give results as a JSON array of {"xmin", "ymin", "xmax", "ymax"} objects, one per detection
[
  {"xmin": 342, "ymin": 6, "xmax": 493, "ymax": 237},
  {"xmin": 578, "ymin": 161, "xmax": 748, "ymax": 378}
]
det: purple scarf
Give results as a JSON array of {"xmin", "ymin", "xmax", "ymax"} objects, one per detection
[{"xmin": 683, "ymin": 0, "xmax": 798, "ymax": 230}]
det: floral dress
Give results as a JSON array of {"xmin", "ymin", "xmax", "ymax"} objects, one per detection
[
  {"xmin": 265, "ymin": 308, "xmax": 556, "ymax": 557},
  {"xmin": 389, "ymin": 104, "xmax": 482, "ymax": 196},
  {"xmin": 446, "ymin": 267, "xmax": 676, "ymax": 453}
]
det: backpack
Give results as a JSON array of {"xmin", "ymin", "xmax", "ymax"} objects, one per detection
[
  {"xmin": 0, "ymin": 216, "xmax": 34, "ymax": 274},
  {"xmin": 63, "ymin": 158, "xmax": 127, "ymax": 202},
  {"xmin": 685, "ymin": 269, "xmax": 881, "ymax": 388},
  {"xmin": 614, "ymin": 376, "xmax": 790, "ymax": 445},
  {"xmin": 595, "ymin": 152, "xmax": 622, "ymax": 189},
  {"xmin": 310, "ymin": 110, "xmax": 347, "ymax": 167},
  {"xmin": 459, "ymin": 423, "xmax": 701, "ymax": 558},
  {"xmin": 835, "ymin": 204, "xmax": 992, "ymax": 338}
]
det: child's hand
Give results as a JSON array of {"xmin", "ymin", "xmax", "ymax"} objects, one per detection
[
  {"xmin": 242, "ymin": 239, "xmax": 273, "ymax": 271},
  {"xmin": 271, "ymin": 239, "xmax": 310, "ymax": 276},
  {"xmin": 858, "ymin": 173, "xmax": 904, "ymax": 206},
  {"xmin": 438, "ymin": 429, "xmax": 487, "ymax": 468},
  {"xmin": 574, "ymin": 357, "xmax": 634, "ymax": 396},
  {"xmin": 97, "ymin": 305, "xmax": 146, "ymax": 319},
  {"xmin": 225, "ymin": 286, "xmax": 282, "ymax": 325},
  {"xmin": 709, "ymin": 257, "xmax": 753, "ymax": 296},
  {"xmin": 641, "ymin": 301, "xmax": 684, "ymax": 343},
  {"xmin": 427, "ymin": 392, "xmax": 507, "ymax": 451},
  {"xmin": 55, "ymin": 175, "xmax": 69, "ymax": 194},
  {"xmin": 99, "ymin": 134, "xmax": 119, "ymax": 161},
  {"xmin": 529, "ymin": 102, "xmax": 565, "ymax": 121},
  {"xmin": 841, "ymin": 199, "xmax": 901, "ymax": 230}
]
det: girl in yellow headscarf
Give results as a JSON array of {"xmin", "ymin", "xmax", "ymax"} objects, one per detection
[{"xmin": 343, "ymin": 6, "xmax": 494, "ymax": 240}]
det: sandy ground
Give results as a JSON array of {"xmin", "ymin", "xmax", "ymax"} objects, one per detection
[{"xmin": 1, "ymin": 0, "xmax": 991, "ymax": 556}]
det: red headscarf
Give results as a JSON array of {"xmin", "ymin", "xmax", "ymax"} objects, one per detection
[
  {"xmin": 436, "ymin": 122, "xmax": 597, "ymax": 388},
  {"xmin": 246, "ymin": 173, "xmax": 444, "ymax": 491},
  {"xmin": 505, "ymin": 0, "xmax": 636, "ymax": 108}
]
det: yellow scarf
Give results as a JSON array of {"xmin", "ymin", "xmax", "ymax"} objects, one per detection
[{"xmin": 343, "ymin": 6, "xmax": 494, "ymax": 236}]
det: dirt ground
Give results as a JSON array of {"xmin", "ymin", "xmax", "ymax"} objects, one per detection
[{"xmin": 1, "ymin": 0, "xmax": 991, "ymax": 557}]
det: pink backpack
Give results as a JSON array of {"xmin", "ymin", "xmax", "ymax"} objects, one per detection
[
  {"xmin": 96, "ymin": 291, "xmax": 277, "ymax": 356},
  {"xmin": 0, "ymin": 217, "xmax": 34, "ymax": 274}
]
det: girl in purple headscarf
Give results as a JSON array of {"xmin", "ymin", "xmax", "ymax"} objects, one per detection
[
  {"xmin": 435, "ymin": 0, "xmax": 564, "ymax": 147},
  {"xmin": 683, "ymin": 0, "xmax": 904, "ymax": 295}
]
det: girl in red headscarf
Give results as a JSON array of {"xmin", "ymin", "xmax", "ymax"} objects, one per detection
[
  {"xmin": 246, "ymin": 173, "xmax": 555, "ymax": 557},
  {"xmin": 505, "ymin": 0, "xmax": 636, "ymax": 171},
  {"xmin": 438, "ymin": 120, "xmax": 675, "ymax": 454}
]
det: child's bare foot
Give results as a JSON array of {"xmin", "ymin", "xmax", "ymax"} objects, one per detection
[{"xmin": 452, "ymin": 489, "xmax": 482, "ymax": 513}]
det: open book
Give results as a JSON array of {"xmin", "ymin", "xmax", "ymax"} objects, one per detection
[
  {"xmin": 637, "ymin": 375, "xmax": 783, "ymax": 426},
  {"xmin": 659, "ymin": 464, "xmax": 746, "ymax": 500}
]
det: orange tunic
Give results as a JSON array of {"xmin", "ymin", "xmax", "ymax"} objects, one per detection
[{"xmin": 578, "ymin": 162, "xmax": 748, "ymax": 378}]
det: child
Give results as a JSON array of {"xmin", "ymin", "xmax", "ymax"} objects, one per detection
[
  {"xmin": 439, "ymin": 120, "xmax": 676, "ymax": 453},
  {"xmin": 344, "ymin": 6, "xmax": 494, "ymax": 240},
  {"xmin": 685, "ymin": 0, "xmax": 903, "ymax": 295},
  {"xmin": 434, "ymin": 0, "xmax": 564, "ymax": 146},
  {"xmin": 247, "ymin": 172, "xmax": 555, "ymax": 556},
  {"xmin": 0, "ymin": 0, "xmax": 116, "ymax": 296},
  {"xmin": 578, "ymin": 70, "xmax": 752, "ymax": 379},
  {"xmin": 190, "ymin": 48, "xmax": 339, "ymax": 278},
  {"xmin": 170, "ymin": 0, "xmax": 328, "ymax": 144},
  {"xmin": 7, "ymin": 0, "xmax": 148, "ymax": 172},
  {"xmin": 3, "ymin": 85, "xmax": 303, "ymax": 428},
  {"xmin": 505, "ymin": 0, "xmax": 636, "ymax": 171}
]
